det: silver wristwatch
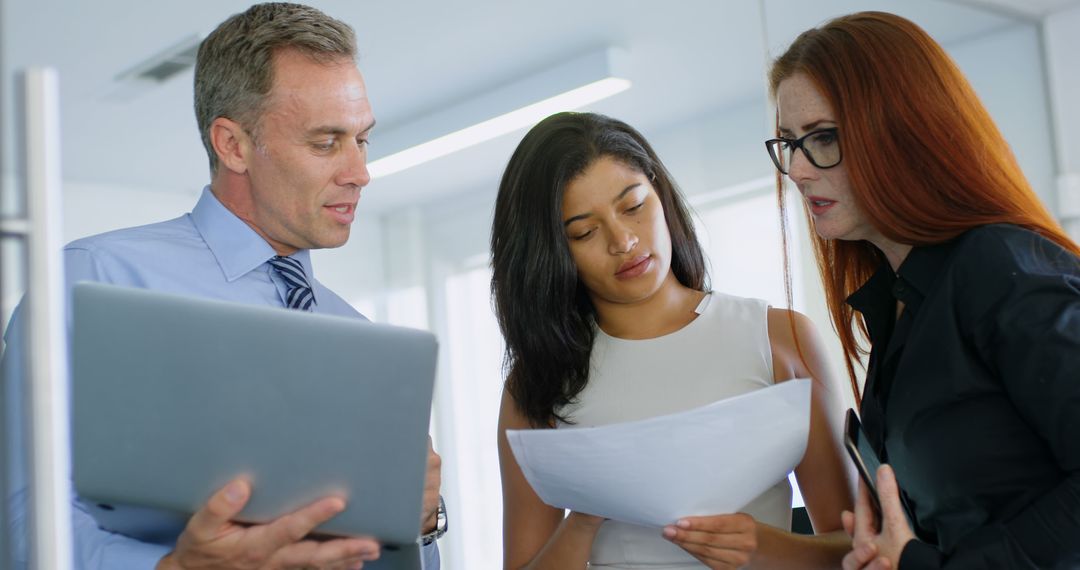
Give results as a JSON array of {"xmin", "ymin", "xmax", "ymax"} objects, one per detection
[{"xmin": 419, "ymin": 496, "xmax": 448, "ymax": 546}]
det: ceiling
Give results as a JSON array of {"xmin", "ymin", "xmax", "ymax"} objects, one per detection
[
  {"xmin": 949, "ymin": 0, "xmax": 1080, "ymax": 17},
  {"xmin": 2, "ymin": 0, "xmax": 1065, "ymax": 213}
]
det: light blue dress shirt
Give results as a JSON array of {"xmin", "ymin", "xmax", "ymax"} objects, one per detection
[{"xmin": 2, "ymin": 187, "xmax": 440, "ymax": 569}]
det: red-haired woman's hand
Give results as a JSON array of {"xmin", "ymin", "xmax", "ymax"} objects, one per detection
[{"xmin": 841, "ymin": 465, "xmax": 916, "ymax": 570}]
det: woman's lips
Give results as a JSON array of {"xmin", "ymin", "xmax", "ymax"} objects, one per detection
[
  {"xmin": 806, "ymin": 195, "xmax": 836, "ymax": 216},
  {"xmin": 615, "ymin": 255, "xmax": 652, "ymax": 280}
]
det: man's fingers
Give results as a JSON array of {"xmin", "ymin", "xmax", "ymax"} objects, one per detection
[
  {"xmin": 426, "ymin": 436, "xmax": 440, "ymax": 474},
  {"xmin": 263, "ymin": 496, "xmax": 347, "ymax": 547},
  {"xmin": 841, "ymin": 510, "xmax": 855, "ymax": 537},
  {"xmin": 426, "ymin": 449, "xmax": 442, "ymax": 482},
  {"xmin": 422, "ymin": 439, "xmax": 442, "ymax": 528},
  {"xmin": 185, "ymin": 478, "xmax": 251, "ymax": 541},
  {"xmin": 426, "ymin": 440, "xmax": 442, "ymax": 477},
  {"xmin": 271, "ymin": 537, "xmax": 380, "ymax": 568}
]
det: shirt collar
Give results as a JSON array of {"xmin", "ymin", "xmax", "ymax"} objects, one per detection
[
  {"xmin": 846, "ymin": 261, "xmax": 894, "ymax": 317},
  {"xmin": 190, "ymin": 186, "xmax": 316, "ymax": 283},
  {"xmin": 847, "ymin": 238, "xmax": 958, "ymax": 315},
  {"xmin": 894, "ymin": 240, "xmax": 955, "ymax": 299}
]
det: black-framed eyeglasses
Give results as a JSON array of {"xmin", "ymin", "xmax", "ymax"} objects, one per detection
[{"xmin": 764, "ymin": 128, "xmax": 842, "ymax": 175}]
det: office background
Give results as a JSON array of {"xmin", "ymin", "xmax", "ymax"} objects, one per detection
[{"xmin": 3, "ymin": 0, "xmax": 1079, "ymax": 568}]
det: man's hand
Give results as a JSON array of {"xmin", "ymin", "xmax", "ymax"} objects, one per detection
[
  {"xmin": 420, "ymin": 437, "xmax": 442, "ymax": 534},
  {"xmin": 156, "ymin": 478, "xmax": 380, "ymax": 570},
  {"xmin": 841, "ymin": 465, "xmax": 916, "ymax": 570},
  {"xmin": 662, "ymin": 513, "xmax": 758, "ymax": 569}
]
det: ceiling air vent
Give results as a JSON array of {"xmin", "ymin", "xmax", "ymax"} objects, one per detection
[
  {"xmin": 104, "ymin": 34, "xmax": 202, "ymax": 101},
  {"xmin": 134, "ymin": 42, "xmax": 200, "ymax": 83}
]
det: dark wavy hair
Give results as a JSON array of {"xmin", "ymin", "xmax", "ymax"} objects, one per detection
[{"xmin": 491, "ymin": 112, "xmax": 707, "ymax": 427}]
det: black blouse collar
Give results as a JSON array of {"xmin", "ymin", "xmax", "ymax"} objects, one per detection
[{"xmin": 847, "ymin": 238, "xmax": 959, "ymax": 317}]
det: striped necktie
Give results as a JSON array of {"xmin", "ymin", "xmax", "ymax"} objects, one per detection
[{"xmin": 269, "ymin": 255, "xmax": 316, "ymax": 311}]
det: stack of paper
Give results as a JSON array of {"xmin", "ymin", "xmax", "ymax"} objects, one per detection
[{"xmin": 506, "ymin": 379, "xmax": 811, "ymax": 527}]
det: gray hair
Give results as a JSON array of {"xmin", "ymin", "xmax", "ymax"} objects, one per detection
[{"xmin": 194, "ymin": 2, "xmax": 357, "ymax": 174}]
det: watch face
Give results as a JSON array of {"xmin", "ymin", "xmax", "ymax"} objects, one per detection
[{"xmin": 435, "ymin": 496, "xmax": 448, "ymax": 534}]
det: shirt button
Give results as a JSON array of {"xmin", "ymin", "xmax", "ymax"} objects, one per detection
[{"xmin": 892, "ymin": 281, "xmax": 906, "ymax": 297}]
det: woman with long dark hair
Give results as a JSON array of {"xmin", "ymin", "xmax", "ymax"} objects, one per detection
[
  {"xmin": 492, "ymin": 111, "xmax": 854, "ymax": 569},
  {"xmin": 767, "ymin": 11, "xmax": 1080, "ymax": 569}
]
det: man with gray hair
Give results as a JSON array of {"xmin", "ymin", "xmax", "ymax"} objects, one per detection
[{"xmin": 2, "ymin": 3, "xmax": 444, "ymax": 568}]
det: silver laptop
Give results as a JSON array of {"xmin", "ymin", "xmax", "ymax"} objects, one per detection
[{"xmin": 71, "ymin": 282, "xmax": 436, "ymax": 567}]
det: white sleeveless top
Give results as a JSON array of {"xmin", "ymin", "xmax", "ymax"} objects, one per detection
[{"xmin": 558, "ymin": 292, "xmax": 793, "ymax": 569}]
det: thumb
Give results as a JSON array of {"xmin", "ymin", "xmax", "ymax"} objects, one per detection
[
  {"xmin": 186, "ymin": 478, "xmax": 251, "ymax": 541},
  {"xmin": 841, "ymin": 510, "xmax": 855, "ymax": 538}
]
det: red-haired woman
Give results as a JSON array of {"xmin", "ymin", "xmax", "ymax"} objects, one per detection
[{"xmin": 766, "ymin": 11, "xmax": 1080, "ymax": 570}]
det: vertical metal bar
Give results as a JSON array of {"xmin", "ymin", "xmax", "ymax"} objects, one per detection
[
  {"xmin": 0, "ymin": 236, "xmax": 25, "ymax": 570},
  {"xmin": 1039, "ymin": 16, "xmax": 1080, "ymax": 242},
  {"xmin": 21, "ymin": 67, "xmax": 74, "ymax": 570},
  {"xmin": 1, "ymin": 0, "xmax": 11, "ymax": 561},
  {"xmin": 1, "ymin": 0, "xmax": 13, "ymax": 560}
]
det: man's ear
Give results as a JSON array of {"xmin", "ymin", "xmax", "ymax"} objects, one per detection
[{"xmin": 210, "ymin": 117, "xmax": 251, "ymax": 175}]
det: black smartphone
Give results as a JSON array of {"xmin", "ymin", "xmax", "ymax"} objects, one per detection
[{"xmin": 843, "ymin": 408, "xmax": 883, "ymax": 523}]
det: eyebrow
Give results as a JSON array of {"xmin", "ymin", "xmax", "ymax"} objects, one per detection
[
  {"xmin": 778, "ymin": 119, "xmax": 833, "ymax": 137},
  {"xmin": 305, "ymin": 119, "xmax": 377, "ymax": 137},
  {"xmin": 563, "ymin": 183, "xmax": 642, "ymax": 227}
]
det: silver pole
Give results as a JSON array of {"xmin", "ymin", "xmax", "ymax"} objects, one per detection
[
  {"xmin": 22, "ymin": 67, "xmax": 74, "ymax": 570},
  {"xmin": 1, "ymin": 0, "xmax": 12, "ymax": 562}
]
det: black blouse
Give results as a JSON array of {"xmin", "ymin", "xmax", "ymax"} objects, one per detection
[{"xmin": 846, "ymin": 224, "xmax": 1080, "ymax": 569}]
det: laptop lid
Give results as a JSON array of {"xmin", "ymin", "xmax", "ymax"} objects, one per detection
[{"xmin": 70, "ymin": 282, "xmax": 437, "ymax": 552}]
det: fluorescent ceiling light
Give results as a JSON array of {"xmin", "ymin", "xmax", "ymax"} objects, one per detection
[{"xmin": 368, "ymin": 48, "xmax": 631, "ymax": 179}]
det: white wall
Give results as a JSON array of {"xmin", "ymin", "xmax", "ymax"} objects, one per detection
[
  {"xmin": 649, "ymin": 97, "xmax": 773, "ymax": 198},
  {"xmin": 310, "ymin": 204, "xmax": 385, "ymax": 315},
  {"xmin": 418, "ymin": 191, "xmax": 501, "ymax": 570},
  {"xmin": 1045, "ymin": 4, "xmax": 1080, "ymax": 174},
  {"xmin": 61, "ymin": 181, "xmax": 198, "ymax": 241},
  {"xmin": 1043, "ymin": 3, "xmax": 1080, "ymax": 239},
  {"xmin": 949, "ymin": 23, "xmax": 1058, "ymax": 210}
]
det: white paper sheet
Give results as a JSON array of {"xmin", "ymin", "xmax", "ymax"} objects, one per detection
[{"xmin": 506, "ymin": 379, "xmax": 811, "ymax": 528}]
